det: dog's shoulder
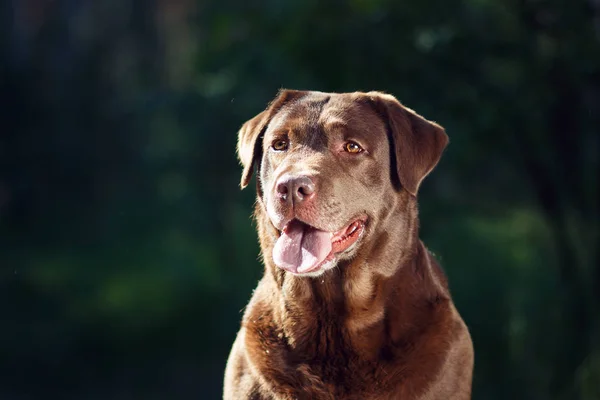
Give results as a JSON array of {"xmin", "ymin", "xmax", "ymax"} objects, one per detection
[{"xmin": 223, "ymin": 328, "xmax": 265, "ymax": 399}]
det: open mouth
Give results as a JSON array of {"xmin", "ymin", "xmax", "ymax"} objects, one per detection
[{"xmin": 272, "ymin": 216, "xmax": 367, "ymax": 275}]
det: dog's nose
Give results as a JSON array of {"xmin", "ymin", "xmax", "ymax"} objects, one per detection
[{"xmin": 276, "ymin": 175, "xmax": 315, "ymax": 203}]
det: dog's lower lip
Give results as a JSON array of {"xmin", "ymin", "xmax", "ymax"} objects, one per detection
[
  {"xmin": 332, "ymin": 221, "xmax": 361, "ymax": 244},
  {"xmin": 331, "ymin": 219, "xmax": 365, "ymax": 254}
]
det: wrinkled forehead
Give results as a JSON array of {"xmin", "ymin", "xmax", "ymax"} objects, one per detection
[{"xmin": 265, "ymin": 93, "xmax": 386, "ymax": 141}]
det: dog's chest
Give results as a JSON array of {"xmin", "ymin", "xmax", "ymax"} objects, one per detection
[{"xmin": 245, "ymin": 313, "xmax": 399, "ymax": 399}]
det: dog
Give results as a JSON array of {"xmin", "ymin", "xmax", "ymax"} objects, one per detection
[{"xmin": 224, "ymin": 90, "xmax": 474, "ymax": 400}]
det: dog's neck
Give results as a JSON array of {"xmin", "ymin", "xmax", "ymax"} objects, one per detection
[{"xmin": 251, "ymin": 197, "xmax": 449, "ymax": 362}]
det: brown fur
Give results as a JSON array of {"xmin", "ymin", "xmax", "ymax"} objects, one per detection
[{"xmin": 224, "ymin": 90, "xmax": 474, "ymax": 400}]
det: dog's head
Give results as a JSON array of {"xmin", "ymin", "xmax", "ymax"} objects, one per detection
[{"xmin": 237, "ymin": 90, "xmax": 448, "ymax": 277}]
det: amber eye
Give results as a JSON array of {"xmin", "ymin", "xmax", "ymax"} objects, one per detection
[
  {"xmin": 344, "ymin": 141, "xmax": 363, "ymax": 154},
  {"xmin": 272, "ymin": 139, "xmax": 289, "ymax": 151}
]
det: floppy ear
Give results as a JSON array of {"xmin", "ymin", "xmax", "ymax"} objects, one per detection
[
  {"xmin": 237, "ymin": 89, "xmax": 308, "ymax": 189},
  {"xmin": 237, "ymin": 110, "xmax": 270, "ymax": 189},
  {"xmin": 368, "ymin": 92, "xmax": 449, "ymax": 196}
]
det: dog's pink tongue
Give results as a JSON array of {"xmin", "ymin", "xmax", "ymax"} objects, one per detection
[{"xmin": 273, "ymin": 221, "xmax": 332, "ymax": 273}]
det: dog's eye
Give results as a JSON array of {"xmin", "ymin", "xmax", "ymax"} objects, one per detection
[
  {"xmin": 272, "ymin": 139, "xmax": 289, "ymax": 151},
  {"xmin": 344, "ymin": 141, "xmax": 363, "ymax": 154}
]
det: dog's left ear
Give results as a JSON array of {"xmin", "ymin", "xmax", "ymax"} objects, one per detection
[
  {"xmin": 367, "ymin": 92, "xmax": 449, "ymax": 196},
  {"xmin": 237, "ymin": 89, "xmax": 308, "ymax": 189}
]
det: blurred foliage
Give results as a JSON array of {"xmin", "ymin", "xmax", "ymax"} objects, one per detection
[{"xmin": 0, "ymin": 0, "xmax": 599, "ymax": 399}]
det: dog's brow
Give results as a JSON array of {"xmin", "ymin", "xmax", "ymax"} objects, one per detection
[
  {"xmin": 268, "ymin": 116, "xmax": 302, "ymax": 134},
  {"xmin": 321, "ymin": 119, "xmax": 349, "ymax": 130}
]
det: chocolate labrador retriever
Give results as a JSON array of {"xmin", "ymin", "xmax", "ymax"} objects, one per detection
[{"xmin": 224, "ymin": 90, "xmax": 473, "ymax": 400}]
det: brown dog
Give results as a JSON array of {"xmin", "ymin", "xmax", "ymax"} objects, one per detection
[{"xmin": 224, "ymin": 90, "xmax": 473, "ymax": 400}]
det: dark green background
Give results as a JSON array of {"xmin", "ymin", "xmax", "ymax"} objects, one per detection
[{"xmin": 1, "ymin": 0, "xmax": 598, "ymax": 399}]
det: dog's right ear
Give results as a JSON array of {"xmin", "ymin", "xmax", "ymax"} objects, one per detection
[
  {"xmin": 237, "ymin": 89, "xmax": 308, "ymax": 189},
  {"xmin": 237, "ymin": 109, "xmax": 270, "ymax": 189}
]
